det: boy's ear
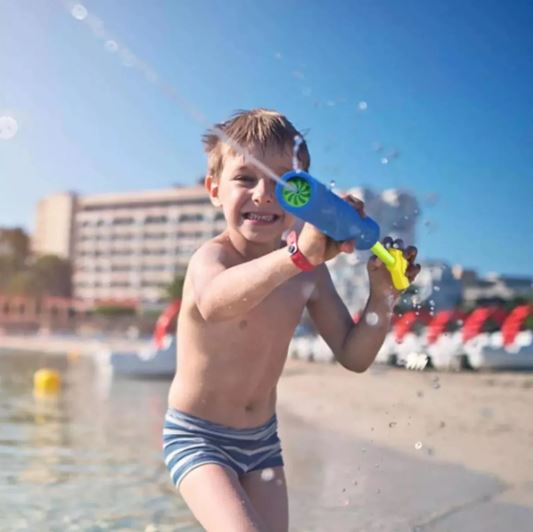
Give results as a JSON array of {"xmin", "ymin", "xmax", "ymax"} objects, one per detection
[{"xmin": 204, "ymin": 175, "xmax": 222, "ymax": 207}]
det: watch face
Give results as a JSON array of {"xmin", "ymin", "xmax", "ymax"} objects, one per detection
[{"xmin": 288, "ymin": 244, "xmax": 297, "ymax": 255}]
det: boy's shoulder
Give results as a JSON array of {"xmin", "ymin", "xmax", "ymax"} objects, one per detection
[{"xmin": 189, "ymin": 233, "xmax": 238, "ymax": 271}]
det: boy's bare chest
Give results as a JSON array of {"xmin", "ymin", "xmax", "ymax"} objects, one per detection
[{"xmin": 244, "ymin": 274, "xmax": 315, "ymax": 329}]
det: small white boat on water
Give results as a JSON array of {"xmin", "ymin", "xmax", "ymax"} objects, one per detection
[
  {"xmin": 96, "ymin": 335, "xmax": 176, "ymax": 378},
  {"xmin": 93, "ymin": 300, "xmax": 180, "ymax": 378}
]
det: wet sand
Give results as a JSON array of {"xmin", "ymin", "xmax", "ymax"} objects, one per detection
[{"xmin": 277, "ymin": 360, "xmax": 533, "ymax": 531}]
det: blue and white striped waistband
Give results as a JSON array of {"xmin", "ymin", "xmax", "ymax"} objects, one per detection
[{"xmin": 164, "ymin": 407, "xmax": 278, "ymax": 441}]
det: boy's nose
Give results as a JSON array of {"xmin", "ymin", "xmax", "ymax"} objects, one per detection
[{"xmin": 252, "ymin": 180, "xmax": 274, "ymax": 204}]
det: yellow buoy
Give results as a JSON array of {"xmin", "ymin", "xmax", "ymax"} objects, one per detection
[{"xmin": 33, "ymin": 368, "xmax": 61, "ymax": 396}]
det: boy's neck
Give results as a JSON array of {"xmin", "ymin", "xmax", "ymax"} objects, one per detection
[{"xmin": 225, "ymin": 229, "xmax": 282, "ymax": 260}]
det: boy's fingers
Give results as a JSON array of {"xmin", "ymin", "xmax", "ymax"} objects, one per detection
[
  {"xmin": 406, "ymin": 263, "xmax": 421, "ymax": 281},
  {"xmin": 343, "ymin": 194, "xmax": 366, "ymax": 218},
  {"xmin": 382, "ymin": 236, "xmax": 394, "ymax": 249},
  {"xmin": 404, "ymin": 245, "xmax": 418, "ymax": 262},
  {"xmin": 369, "ymin": 255, "xmax": 384, "ymax": 268},
  {"xmin": 340, "ymin": 240, "xmax": 355, "ymax": 253},
  {"xmin": 392, "ymin": 238, "xmax": 404, "ymax": 250}
]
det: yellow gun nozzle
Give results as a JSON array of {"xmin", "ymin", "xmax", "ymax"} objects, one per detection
[{"xmin": 370, "ymin": 242, "xmax": 410, "ymax": 291}]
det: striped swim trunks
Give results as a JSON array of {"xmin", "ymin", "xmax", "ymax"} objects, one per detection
[{"xmin": 163, "ymin": 407, "xmax": 284, "ymax": 488}]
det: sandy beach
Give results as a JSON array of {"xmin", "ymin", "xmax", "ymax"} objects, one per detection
[{"xmin": 277, "ymin": 359, "xmax": 533, "ymax": 531}]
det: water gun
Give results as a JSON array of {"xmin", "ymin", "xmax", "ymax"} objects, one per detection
[{"xmin": 275, "ymin": 170, "xmax": 410, "ymax": 290}]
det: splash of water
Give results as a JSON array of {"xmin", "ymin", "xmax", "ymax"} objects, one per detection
[
  {"xmin": 292, "ymin": 135, "xmax": 304, "ymax": 172},
  {"xmin": 0, "ymin": 116, "xmax": 18, "ymax": 140},
  {"xmin": 62, "ymin": 0, "xmax": 295, "ymax": 193}
]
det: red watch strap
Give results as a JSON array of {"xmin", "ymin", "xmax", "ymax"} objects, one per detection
[{"xmin": 287, "ymin": 231, "xmax": 316, "ymax": 272}]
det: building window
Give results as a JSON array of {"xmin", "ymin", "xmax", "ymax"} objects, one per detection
[
  {"xmin": 179, "ymin": 213, "xmax": 204, "ymax": 222},
  {"xmin": 145, "ymin": 215, "xmax": 168, "ymax": 224},
  {"xmin": 112, "ymin": 217, "xmax": 134, "ymax": 225}
]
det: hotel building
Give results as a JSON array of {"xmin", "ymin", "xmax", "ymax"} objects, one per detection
[{"xmin": 33, "ymin": 186, "xmax": 225, "ymax": 305}]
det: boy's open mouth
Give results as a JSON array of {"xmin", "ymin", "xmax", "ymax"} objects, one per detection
[{"xmin": 242, "ymin": 212, "xmax": 280, "ymax": 224}]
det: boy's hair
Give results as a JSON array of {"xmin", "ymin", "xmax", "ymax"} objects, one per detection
[{"xmin": 202, "ymin": 108, "xmax": 310, "ymax": 180}]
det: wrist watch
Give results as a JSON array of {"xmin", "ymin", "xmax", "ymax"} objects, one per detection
[{"xmin": 286, "ymin": 230, "xmax": 316, "ymax": 272}]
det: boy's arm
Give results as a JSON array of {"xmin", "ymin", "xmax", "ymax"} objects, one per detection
[
  {"xmin": 190, "ymin": 241, "xmax": 301, "ymax": 321},
  {"xmin": 306, "ymin": 265, "xmax": 392, "ymax": 372}
]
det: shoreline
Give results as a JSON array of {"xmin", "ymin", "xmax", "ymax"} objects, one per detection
[{"xmin": 0, "ymin": 333, "xmax": 150, "ymax": 357}]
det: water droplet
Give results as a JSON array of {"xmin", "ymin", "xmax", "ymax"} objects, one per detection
[
  {"xmin": 292, "ymin": 135, "xmax": 304, "ymax": 172},
  {"xmin": 120, "ymin": 48, "xmax": 137, "ymax": 67},
  {"xmin": 365, "ymin": 312, "xmax": 379, "ymax": 326},
  {"xmin": 105, "ymin": 40, "xmax": 118, "ymax": 53},
  {"xmin": 260, "ymin": 468, "xmax": 275, "ymax": 482},
  {"xmin": 434, "ymin": 285, "xmax": 440, "ymax": 292},
  {"xmin": 358, "ymin": 101, "xmax": 368, "ymax": 111},
  {"xmin": 414, "ymin": 441, "xmax": 423, "ymax": 450},
  {"xmin": 329, "ymin": 180, "xmax": 336, "ymax": 190},
  {"xmin": 0, "ymin": 116, "xmax": 18, "ymax": 140},
  {"xmin": 381, "ymin": 157, "xmax": 389, "ymax": 165},
  {"xmin": 71, "ymin": 3, "xmax": 88, "ymax": 20}
]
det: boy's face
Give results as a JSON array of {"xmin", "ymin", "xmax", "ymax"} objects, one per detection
[{"xmin": 206, "ymin": 143, "xmax": 297, "ymax": 245}]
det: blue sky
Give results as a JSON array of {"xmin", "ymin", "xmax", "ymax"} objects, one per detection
[{"xmin": 1, "ymin": 0, "xmax": 532, "ymax": 276}]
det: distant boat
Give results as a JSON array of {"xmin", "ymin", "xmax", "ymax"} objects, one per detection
[
  {"xmin": 94, "ymin": 300, "xmax": 180, "ymax": 378},
  {"xmin": 467, "ymin": 305, "xmax": 533, "ymax": 370}
]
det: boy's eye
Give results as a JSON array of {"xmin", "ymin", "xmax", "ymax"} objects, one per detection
[{"xmin": 235, "ymin": 175, "xmax": 255, "ymax": 183}]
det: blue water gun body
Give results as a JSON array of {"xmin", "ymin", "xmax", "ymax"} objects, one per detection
[{"xmin": 275, "ymin": 170, "xmax": 410, "ymax": 290}]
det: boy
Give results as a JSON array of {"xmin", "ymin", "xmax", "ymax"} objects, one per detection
[{"xmin": 163, "ymin": 109, "xmax": 420, "ymax": 531}]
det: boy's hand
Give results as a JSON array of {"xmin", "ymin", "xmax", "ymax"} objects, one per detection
[
  {"xmin": 368, "ymin": 237, "xmax": 421, "ymax": 301},
  {"xmin": 297, "ymin": 194, "xmax": 364, "ymax": 265}
]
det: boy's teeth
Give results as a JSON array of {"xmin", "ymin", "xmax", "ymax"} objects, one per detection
[{"xmin": 246, "ymin": 213, "xmax": 275, "ymax": 221}]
